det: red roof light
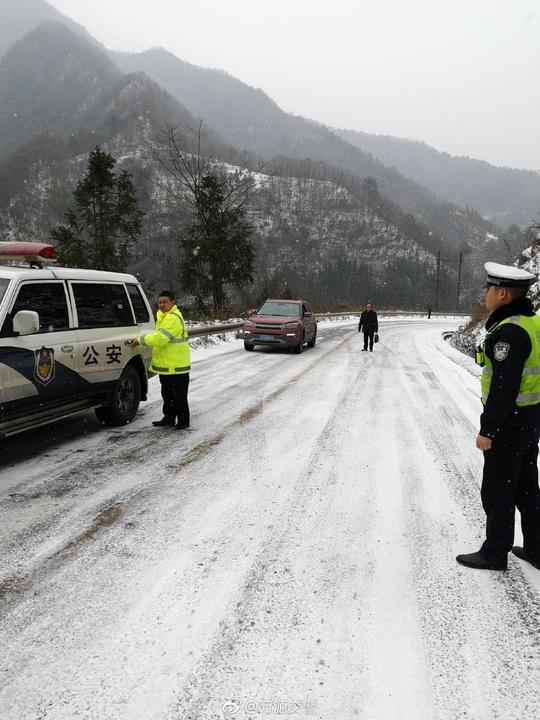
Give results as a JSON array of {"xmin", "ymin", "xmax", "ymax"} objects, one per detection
[
  {"xmin": 0, "ymin": 242, "xmax": 58, "ymax": 263},
  {"xmin": 39, "ymin": 245, "xmax": 58, "ymax": 260}
]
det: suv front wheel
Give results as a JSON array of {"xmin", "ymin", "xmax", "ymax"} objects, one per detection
[
  {"xmin": 293, "ymin": 334, "xmax": 304, "ymax": 354},
  {"xmin": 96, "ymin": 365, "xmax": 141, "ymax": 426}
]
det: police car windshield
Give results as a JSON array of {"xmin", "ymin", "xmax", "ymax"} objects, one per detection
[
  {"xmin": 258, "ymin": 302, "xmax": 300, "ymax": 317},
  {"xmin": 0, "ymin": 278, "xmax": 9, "ymax": 306}
]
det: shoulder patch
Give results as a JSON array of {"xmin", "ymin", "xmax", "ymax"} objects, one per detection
[{"xmin": 493, "ymin": 341, "xmax": 510, "ymax": 361}]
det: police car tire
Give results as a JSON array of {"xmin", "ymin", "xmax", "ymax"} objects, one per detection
[
  {"xmin": 244, "ymin": 342, "xmax": 254, "ymax": 351},
  {"xmin": 96, "ymin": 365, "xmax": 141, "ymax": 426}
]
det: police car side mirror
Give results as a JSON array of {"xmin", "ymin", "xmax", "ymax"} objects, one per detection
[{"xmin": 13, "ymin": 310, "xmax": 39, "ymax": 335}]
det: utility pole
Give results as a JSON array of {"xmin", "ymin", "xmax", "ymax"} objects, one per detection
[
  {"xmin": 434, "ymin": 251, "xmax": 441, "ymax": 312},
  {"xmin": 456, "ymin": 251, "xmax": 463, "ymax": 311}
]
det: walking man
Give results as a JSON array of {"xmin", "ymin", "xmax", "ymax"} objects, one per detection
[
  {"xmin": 456, "ymin": 262, "xmax": 540, "ymax": 571},
  {"xmin": 358, "ymin": 303, "xmax": 378, "ymax": 351},
  {"xmin": 131, "ymin": 291, "xmax": 191, "ymax": 429}
]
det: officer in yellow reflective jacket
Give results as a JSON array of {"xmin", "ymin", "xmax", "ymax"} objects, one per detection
[
  {"xmin": 457, "ymin": 262, "xmax": 540, "ymax": 571},
  {"xmin": 131, "ymin": 291, "xmax": 191, "ymax": 429}
]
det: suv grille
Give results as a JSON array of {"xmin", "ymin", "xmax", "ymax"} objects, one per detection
[{"xmin": 255, "ymin": 323, "xmax": 281, "ymax": 330}]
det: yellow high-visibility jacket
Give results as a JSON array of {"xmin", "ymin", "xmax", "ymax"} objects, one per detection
[
  {"xmin": 480, "ymin": 314, "xmax": 540, "ymax": 406},
  {"xmin": 138, "ymin": 305, "xmax": 190, "ymax": 374}
]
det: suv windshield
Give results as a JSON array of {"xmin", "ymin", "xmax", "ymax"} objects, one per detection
[
  {"xmin": 0, "ymin": 278, "xmax": 10, "ymax": 307},
  {"xmin": 258, "ymin": 302, "xmax": 300, "ymax": 317}
]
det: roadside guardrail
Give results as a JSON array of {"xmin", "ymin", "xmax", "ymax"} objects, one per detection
[{"xmin": 188, "ymin": 312, "xmax": 469, "ymax": 339}]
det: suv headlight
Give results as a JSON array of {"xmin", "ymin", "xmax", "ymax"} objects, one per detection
[
  {"xmin": 244, "ymin": 320, "xmax": 256, "ymax": 328},
  {"xmin": 283, "ymin": 322, "xmax": 299, "ymax": 329}
]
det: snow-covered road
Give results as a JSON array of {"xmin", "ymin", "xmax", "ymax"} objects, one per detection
[{"xmin": 1, "ymin": 318, "xmax": 539, "ymax": 720}]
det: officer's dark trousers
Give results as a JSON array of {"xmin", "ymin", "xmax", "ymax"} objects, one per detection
[
  {"xmin": 363, "ymin": 330, "xmax": 375, "ymax": 351},
  {"xmin": 480, "ymin": 442, "xmax": 540, "ymax": 561},
  {"xmin": 160, "ymin": 373, "xmax": 190, "ymax": 425}
]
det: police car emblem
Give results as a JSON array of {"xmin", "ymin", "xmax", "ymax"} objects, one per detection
[
  {"xmin": 493, "ymin": 341, "xmax": 510, "ymax": 362},
  {"xmin": 35, "ymin": 346, "xmax": 55, "ymax": 385}
]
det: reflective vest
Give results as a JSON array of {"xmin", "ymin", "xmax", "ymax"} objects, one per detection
[
  {"xmin": 139, "ymin": 305, "xmax": 190, "ymax": 375},
  {"xmin": 479, "ymin": 314, "xmax": 540, "ymax": 406}
]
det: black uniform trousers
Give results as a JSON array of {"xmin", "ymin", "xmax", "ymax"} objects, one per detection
[
  {"xmin": 363, "ymin": 330, "xmax": 375, "ymax": 351},
  {"xmin": 159, "ymin": 373, "xmax": 190, "ymax": 425},
  {"xmin": 480, "ymin": 439, "xmax": 540, "ymax": 562}
]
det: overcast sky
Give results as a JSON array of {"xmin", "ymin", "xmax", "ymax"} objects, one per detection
[{"xmin": 47, "ymin": 0, "xmax": 540, "ymax": 171}]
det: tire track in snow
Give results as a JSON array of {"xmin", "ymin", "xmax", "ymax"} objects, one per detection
[
  {"xmin": 389, "ymin": 325, "xmax": 540, "ymax": 720},
  {"xmin": 167, "ymin": 339, "xmax": 381, "ymax": 719},
  {"xmin": 0, "ymin": 330, "xmax": 356, "ymax": 612}
]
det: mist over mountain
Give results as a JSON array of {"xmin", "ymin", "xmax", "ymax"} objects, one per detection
[
  {"xmin": 0, "ymin": 22, "xmax": 123, "ymax": 161},
  {"xmin": 0, "ymin": 0, "xmax": 97, "ymax": 59},
  {"xmin": 335, "ymin": 128, "xmax": 540, "ymax": 229}
]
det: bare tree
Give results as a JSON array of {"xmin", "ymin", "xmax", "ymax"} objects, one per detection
[{"xmin": 150, "ymin": 121, "xmax": 263, "ymax": 313}]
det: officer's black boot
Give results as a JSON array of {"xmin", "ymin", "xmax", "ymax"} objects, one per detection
[
  {"xmin": 152, "ymin": 417, "xmax": 176, "ymax": 427},
  {"xmin": 456, "ymin": 550, "xmax": 507, "ymax": 571},
  {"xmin": 512, "ymin": 546, "xmax": 540, "ymax": 570}
]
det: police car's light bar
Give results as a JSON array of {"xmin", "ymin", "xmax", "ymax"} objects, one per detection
[{"xmin": 0, "ymin": 242, "xmax": 58, "ymax": 263}]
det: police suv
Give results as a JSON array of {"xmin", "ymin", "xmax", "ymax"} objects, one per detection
[{"xmin": 0, "ymin": 242, "xmax": 154, "ymax": 438}]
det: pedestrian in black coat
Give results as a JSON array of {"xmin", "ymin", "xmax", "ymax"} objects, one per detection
[{"xmin": 358, "ymin": 303, "xmax": 378, "ymax": 351}]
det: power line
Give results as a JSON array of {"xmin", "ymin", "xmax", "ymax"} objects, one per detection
[
  {"xmin": 48, "ymin": 0, "xmax": 283, "ymax": 143},
  {"xmin": 49, "ymin": 0, "xmax": 150, "ymax": 54}
]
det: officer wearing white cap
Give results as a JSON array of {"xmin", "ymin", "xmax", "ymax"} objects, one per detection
[{"xmin": 457, "ymin": 261, "xmax": 540, "ymax": 571}]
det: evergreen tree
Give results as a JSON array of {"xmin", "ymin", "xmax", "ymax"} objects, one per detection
[
  {"xmin": 50, "ymin": 147, "xmax": 143, "ymax": 270},
  {"xmin": 361, "ymin": 176, "xmax": 382, "ymax": 210},
  {"xmin": 152, "ymin": 122, "xmax": 258, "ymax": 314},
  {"xmin": 180, "ymin": 172, "xmax": 255, "ymax": 313}
]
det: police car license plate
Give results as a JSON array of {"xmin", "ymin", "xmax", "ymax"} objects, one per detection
[{"xmin": 259, "ymin": 334, "xmax": 274, "ymax": 341}]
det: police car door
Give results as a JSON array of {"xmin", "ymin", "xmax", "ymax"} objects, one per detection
[
  {"xmin": 0, "ymin": 280, "xmax": 78, "ymax": 418},
  {"xmin": 70, "ymin": 281, "xmax": 136, "ymax": 397}
]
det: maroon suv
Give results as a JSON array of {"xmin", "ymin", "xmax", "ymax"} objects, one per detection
[{"xmin": 243, "ymin": 299, "xmax": 317, "ymax": 353}]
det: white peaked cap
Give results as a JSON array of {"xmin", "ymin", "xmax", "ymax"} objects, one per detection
[{"xmin": 485, "ymin": 262, "xmax": 536, "ymax": 287}]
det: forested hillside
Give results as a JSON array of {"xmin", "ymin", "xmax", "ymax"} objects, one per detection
[{"xmin": 336, "ymin": 128, "xmax": 540, "ymax": 229}]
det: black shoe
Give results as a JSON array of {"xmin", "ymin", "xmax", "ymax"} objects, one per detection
[
  {"xmin": 176, "ymin": 421, "xmax": 190, "ymax": 430},
  {"xmin": 152, "ymin": 417, "xmax": 175, "ymax": 427},
  {"xmin": 512, "ymin": 546, "xmax": 540, "ymax": 570},
  {"xmin": 362, "ymin": 348, "xmax": 367, "ymax": 352},
  {"xmin": 369, "ymin": 348, "xmax": 373, "ymax": 352},
  {"xmin": 456, "ymin": 551, "xmax": 507, "ymax": 571}
]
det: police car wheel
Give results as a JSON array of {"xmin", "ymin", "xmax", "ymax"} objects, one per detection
[{"xmin": 96, "ymin": 365, "xmax": 141, "ymax": 426}]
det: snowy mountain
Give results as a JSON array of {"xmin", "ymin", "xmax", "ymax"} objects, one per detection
[
  {"xmin": 0, "ymin": 13, "xmax": 505, "ymax": 308},
  {"xmin": 335, "ymin": 128, "xmax": 540, "ymax": 229},
  {"xmin": 110, "ymin": 47, "xmax": 500, "ymax": 251},
  {"xmin": 0, "ymin": 138, "xmax": 457, "ymax": 309}
]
